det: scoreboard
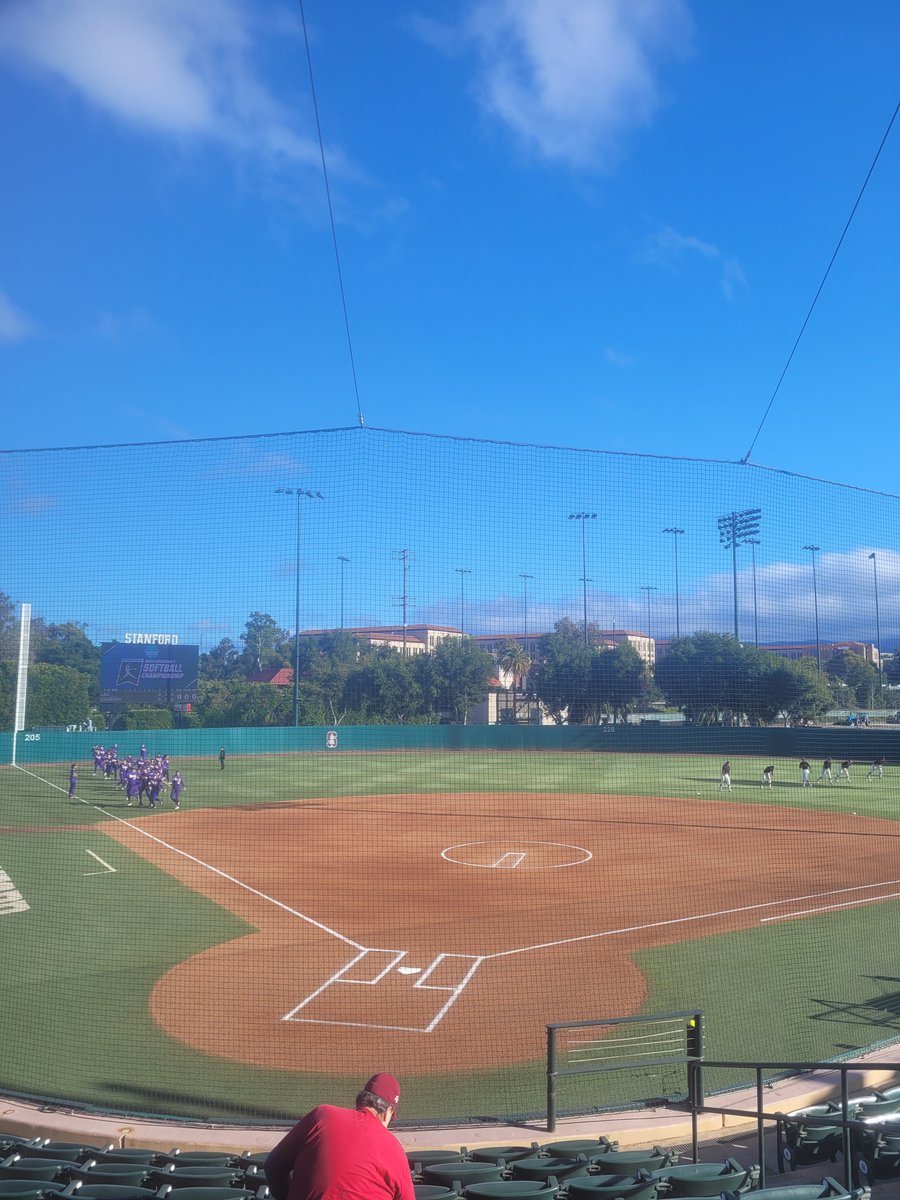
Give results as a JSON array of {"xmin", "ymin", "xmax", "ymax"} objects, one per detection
[{"xmin": 99, "ymin": 642, "xmax": 199, "ymax": 705}]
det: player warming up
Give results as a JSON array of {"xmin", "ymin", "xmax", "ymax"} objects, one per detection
[
  {"xmin": 719, "ymin": 761, "xmax": 733, "ymax": 791},
  {"xmin": 68, "ymin": 763, "xmax": 77, "ymax": 799},
  {"xmin": 761, "ymin": 765, "xmax": 774, "ymax": 788},
  {"xmin": 799, "ymin": 759, "xmax": 811, "ymax": 787},
  {"xmin": 265, "ymin": 1072, "xmax": 413, "ymax": 1200},
  {"xmin": 817, "ymin": 757, "xmax": 835, "ymax": 785},
  {"xmin": 838, "ymin": 759, "xmax": 852, "ymax": 783},
  {"xmin": 868, "ymin": 757, "xmax": 886, "ymax": 780}
]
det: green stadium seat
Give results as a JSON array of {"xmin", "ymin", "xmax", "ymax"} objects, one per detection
[
  {"xmin": 853, "ymin": 1121, "xmax": 900, "ymax": 1180},
  {"xmin": 565, "ymin": 1177, "xmax": 658, "ymax": 1200},
  {"xmin": 538, "ymin": 1140, "xmax": 616, "ymax": 1158},
  {"xmin": 162, "ymin": 1157, "xmax": 238, "ymax": 1170},
  {"xmin": 408, "ymin": 1151, "xmax": 468, "ymax": 1173},
  {"xmin": 649, "ymin": 1158, "xmax": 757, "ymax": 1195},
  {"xmin": 82, "ymin": 1151, "xmax": 158, "ymax": 1168},
  {"xmin": 46, "ymin": 1185, "xmax": 155, "ymax": 1200},
  {"xmin": 413, "ymin": 1185, "xmax": 460, "ymax": 1200},
  {"xmin": 508, "ymin": 1155, "xmax": 590, "ymax": 1183},
  {"xmin": 720, "ymin": 1179, "xmax": 861, "ymax": 1200},
  {"xmin": 586, "ymin": 1150, "xmax": 672, "ymax": 1176},
  {"xmin": 422, "ymin": 1164, "xmax": 507, "ymax": 1188},
  {"xmin": 13, "ymin": 1144, "xmax": 97, "ymax": 1165},
  {"xmin": 233, "ymin": 1156, "xmax": 267, "ymax": 1173},
  {"xmin": 0, "ymin": 1141, "xmax": 34, "ymax": 1160},
  {"xmin": 854, "ymin": 1091, "xmax": 900, "ymax": 1120},
  {"xmin": 147, "ymin": 1169, "xmax": 245, "ymax": 1191},
  {"xmin": 0, "ymin": 1156, "xmax": 81, "ymax": 1183},
  {"xmin": 69, "ymin": 1163, "xmax": 152, "ymax": 1187},
  {"xmin": 0, "ymin": 1182, "xmax": 57, "ymax": 1200},
  {"xmin": 462, "ymin": 1180, "xmax": 560, "ymax": 1200},
  {"xmin": 161, "ymin": 1189, "xmax": 259, "ymax": 1200},
  {"xmin": 467, "ymin": 1148, "xmax": 540, "ymax": 1165}
]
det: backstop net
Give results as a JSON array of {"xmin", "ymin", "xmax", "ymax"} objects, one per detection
[{"xmin": 1, "ymin": 425, "xmax": 899, "ymax": 1123}]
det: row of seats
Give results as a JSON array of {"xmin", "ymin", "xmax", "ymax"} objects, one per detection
[
  {"xmin": 779, "ymin": 1086, "xmax": 900, "ymax": 1180},
  {"xmin": 0, "ymin": 1127, "xmax": 869, "ymax": 1200},
  {"xmin": 0, "ymin": 1139, "xmax": 270, "ymax": 1200}
]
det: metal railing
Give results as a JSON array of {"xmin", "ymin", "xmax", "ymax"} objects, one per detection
[
  {"xmin": 546, "ymin": 1010, "xmax": 703, "ymax": 1131},
  {"xmin": 686, "ymin": 1057, "xmax": 900, "ymax": 1191}
]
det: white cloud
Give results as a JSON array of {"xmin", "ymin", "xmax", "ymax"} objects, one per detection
[
  {"xmin": 0, "ymin": 291, "xmax": 37, "ymax": 344},
  {"xmin": 0, "ymin": 0, "xmax": 324, "ymax": 170},
  {"xmin": 95, "ymin": 308, "xmax": 161, "ymax": 344},
  {"xmin": 643, "ymin": 225, "xmax": 718, "ymax": 264},
  {"xmin": 460, "ymin": 0, "xmax": 692, "ymax": 168},
  {"xmin": 643, "ymin": 224, "xmax": 747, "ymax": 299}
]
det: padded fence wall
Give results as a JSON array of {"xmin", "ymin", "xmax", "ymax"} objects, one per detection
[{"xmin": 2, "ymin": 425, "xmax": 900, "ymax": 1124}]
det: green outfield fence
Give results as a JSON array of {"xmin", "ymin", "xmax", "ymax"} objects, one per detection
[
  {"xmin": 3, "ymin": 424, "xmax": 900, "ymax": 1124},
  {"xmin": 5, "ymin": 723, "xmax": 900, "ymax": 765}
]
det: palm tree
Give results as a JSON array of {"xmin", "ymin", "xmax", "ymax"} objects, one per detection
[{"xmin": 498, "ymin": 640, "xmax": 532, "ymax": 724}]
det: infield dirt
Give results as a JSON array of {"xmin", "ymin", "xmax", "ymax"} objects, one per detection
[{"xmin": 102, "ymin": 791, "xmax": 900, "ymax": 1073}]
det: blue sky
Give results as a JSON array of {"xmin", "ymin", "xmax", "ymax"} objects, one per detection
[{"xmin": 1, "ymin": 1, "xmax": 899, "ymax": 650}]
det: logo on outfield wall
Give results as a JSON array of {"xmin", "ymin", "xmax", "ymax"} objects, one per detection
[
  {"xmin": 0, "ymin": 869, "xmax": 29, "ymax": 917},
  {"xmin": 325, "ymin": 730, "xmax": 338, "ymax": 749}
]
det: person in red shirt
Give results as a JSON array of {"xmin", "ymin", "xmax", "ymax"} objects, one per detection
[{"xmin": 264, "ymin": 1072, "xmax": 414, "ymax": 1200}]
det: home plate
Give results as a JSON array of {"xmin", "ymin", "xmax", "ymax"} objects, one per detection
[{"xmin": 398, "ymin": 966, "xmax": 421, "ymax": 975}]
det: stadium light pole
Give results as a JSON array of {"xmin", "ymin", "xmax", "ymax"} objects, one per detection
[
  {"xmin": 569, "ymin": 512, "xmax": 597, "ymax": 645},
  {"xmin": 746, "ymin": 538, "xmax": 761, "ymax": 647},
  {"xmin": 338, "ymin": 556, "xmax": 350, "ymax": 629},
  {"xmin": 802, "ymin": 544, "xmax": 821, "ymax": 672},
  {"xmin": 662, "ymin": 527, "xmax": 684, "ymax": 637},
  {"xmin": 640, "ymin": 585, "xmax": 658, "ymax": 642},
  {"xmin": 275, "ymin": 486, "xmax": 324, "ymax": 726},
  {"xmin": 717, "ymin": 508, "xmax": 762, "ymax": 641},
  {"xmin": 520, "ymin": 573, "xmax": 534, "ymax": 656},
  {"xmin": 869, "ymin": 552, "xmax": 883, "ymax": 697},
  {"xmin": 455, "ymin": 567, "xmax": 472, "ymax": 633}
]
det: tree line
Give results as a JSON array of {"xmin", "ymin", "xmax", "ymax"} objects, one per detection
[{"xmin": 0, "ymin": 593, "xmax": 890, "ymax": 731}]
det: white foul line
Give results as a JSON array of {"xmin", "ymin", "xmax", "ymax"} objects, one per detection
[
  {"xmin": 482, "ymin": 876, "xmax": 900, "ymax": 960},
  {"xmin": 761, "ymin": 891, "xmax": 900, "ymax": 923},
  {"xmin": 15, "ymin": 765, "xmax": 364, "ymax": 950},
  {"xmin": 84, "ymin": 848, "xmax": 116, "ymax": 875}
]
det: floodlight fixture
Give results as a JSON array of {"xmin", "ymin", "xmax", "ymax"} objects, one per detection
[
  {"xmin": 569, "ymin": 512, "xmax": 597, "ymax": 645},
  {"xmin": 455, "ymin": 567, "xmax": 472, "ymax": 633},
  {"xmin": 869, "ymin": 552, "xmax": 883, "ymax": 694},
  {"xmin": 718, "ymin": 508, "xmax": 762, "ymax": 639},
  {"xmin": 519, "ymin": 573, "xmax": 534, "ymax": 656},
  {"xmin": 663, "ymin": 527, "xmax": 685, "ymax": 637},
  {"xmin": 275, "ymin": 486, "xmax": 325, "ymax": 725},
  {"xmin": 802, "ymin": 544, "xmax": 822, "ymax": 671}
]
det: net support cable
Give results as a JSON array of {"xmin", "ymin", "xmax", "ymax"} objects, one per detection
[{"xmin": 741, "ymin": 96, "xmax": 900, "ymax": 464}]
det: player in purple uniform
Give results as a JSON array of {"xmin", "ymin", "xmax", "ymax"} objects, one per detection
[
  {"xmin": 126, "ymin": 772, "xmax": 141, "ymax": 807},
  {"xmin": 170, "ymin": 771, "xmax": 183, "ymax": 809},
  {"xmin": 68, "ymin": 764, "xmax": 77, "ymax": 799},
  {"xmin": 147, "ymin": 776, "xmax": 163, "ymax": 808},
  {"xmin": 139, "ymin": 744, "xmax": 148, "ymax": 761}
]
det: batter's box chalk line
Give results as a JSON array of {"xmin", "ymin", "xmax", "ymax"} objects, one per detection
[{"xmin": 281, "ymin": 947, "xmax": 485, "ymax": 1032}]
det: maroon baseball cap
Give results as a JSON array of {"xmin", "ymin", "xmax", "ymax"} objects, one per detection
[{"xmin": 364, "ymin": 1072, "xmax": 401, "ymax": 1108}]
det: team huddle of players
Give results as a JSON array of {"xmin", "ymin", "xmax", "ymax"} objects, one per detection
[{"xmin": 90, "ymin": 743, "xmax": 184, "ymax": 808}]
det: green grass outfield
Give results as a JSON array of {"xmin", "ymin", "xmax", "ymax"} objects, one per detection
[
  {"xmin": 5, "ymin": 748, "xmax": 896, "ymax": 826},
  {"xmin": 1, "ymin": 749, "xmax": 900, "ymax": 1122}
]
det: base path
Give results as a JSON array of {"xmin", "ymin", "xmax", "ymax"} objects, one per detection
[{"xmin": 103, "ymin": 791, "xmax": 900, "ymax": 1073}]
